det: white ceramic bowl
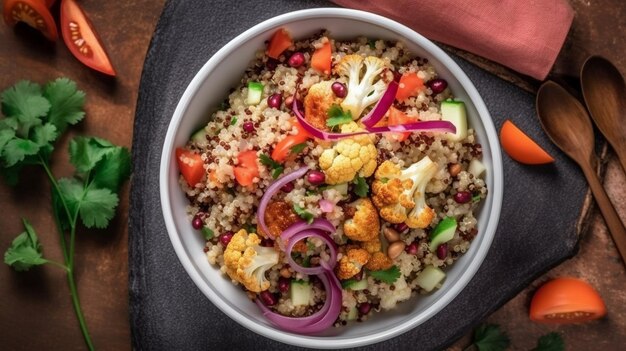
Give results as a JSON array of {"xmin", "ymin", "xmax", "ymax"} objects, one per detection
[{"xmin": 160, "ymin": 8, "xmax": 503, "ymax": 349}]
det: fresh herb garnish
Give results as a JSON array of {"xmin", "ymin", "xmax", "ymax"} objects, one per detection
[
  {"xmin": 301, "ymin": 255, "xmax": 311, "ymax": 267},
  {"xmin": 472, "ymin": 194, "xmax": 481, "ymax": 202},
  {"xmin": 293, "ymin": 204, "xmax": 314, "ymax": 224},
  {"xmin": 243, "ymin": 223, "xmax": 257, "ymax": 233},
  {"xmin": 305, "ymin": 189, "xmax": 318, "ymax": 196},
  {"xmin": 368, "ymin": 39, "xmax": 376, "ymax": 49},
  {"xmin": 367, "ymin": 265, "xmax": 400, "ymax": 284},
  {"xmin": 326, "ymin": 104, "xmax": 352, "ymax": 128},
  {"xmin": 532, "ymin": 332, "xmax": 564, "ymax": 351},
  {"xmin": 0, "ymin": 78, "xmax": 130, "ymax": 350},
  {"xmin": 201, "ymin": 227, "xmax": 215, "ymax": 240},
  {"xmin": 353, "ymin": 176, "xmax": 369, "ymax": 197},
  {"xmin": 230, "ymin": 116, "xmax": 238, "ymax": 126},
  {"xmin": 259, "ymin": 153, "xmax": 284, "ymax": 179},
  {"xmin": 341, "ymin": 279, "xmax": 359, "ymax": 289},
  {"xmin": 380, "ymin": 177, "xmax": 389, "ymax": 184},
  {"xmin": 290, "ymin": 142, "xmax": 307, "ymax": 155},
  {"xmin": 467, "ymin": 324, "xmax": 511, "ymax": 351}
]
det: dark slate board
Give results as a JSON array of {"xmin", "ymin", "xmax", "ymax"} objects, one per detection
[{"xmin": 129, "ymin": 0, "xmax": 587, "ymax": 349}]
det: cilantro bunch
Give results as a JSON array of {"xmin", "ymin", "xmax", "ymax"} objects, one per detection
[{"xmin": 0, "ymin": 78, "xmax": 130, "ymax": 351}]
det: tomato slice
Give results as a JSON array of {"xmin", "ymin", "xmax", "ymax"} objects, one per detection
[
  {"xmin": 175, "ymin": 148, "xmax": 205, "ymax": 187},
  {"xmin": 500, "ymin": 120, "xmax": 554, "ymax": 164},
  {"xmin": 396, "ymin": 72, "xmax": 424, "ymax": 101},
  {"xmin": 234, "ymin": 150, "xmax": 259, "ymax": 187},
  {"xmin": 267, "ymin": 28, "xmax": 293, "ymax": 59},
  {"xmin": 386, "ymin": 106, "xmax": 415, "ymax": 142},
  {"xmin": 3, "ymin": 0, "xmax": 58, "ymax": 41},
  {"xmin": 530, "ymin": 277, "xmax": 606, "ymax": 324},
  {"xmin": 60, "ymin": 0, "xmax": 116, "ymax": 76},
  {"xmin": 271, "ymin": 120, "xmax": 311, "ymax": 162}
]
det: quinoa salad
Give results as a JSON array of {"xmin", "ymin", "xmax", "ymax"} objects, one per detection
[{"xmin": 175, "ymin": 28, "xmax": 488, "ymax": 333}]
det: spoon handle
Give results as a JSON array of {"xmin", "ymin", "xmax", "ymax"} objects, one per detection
[{"xmin": 581, "ymin": 163, "xmax": 626, "ymax": 266}]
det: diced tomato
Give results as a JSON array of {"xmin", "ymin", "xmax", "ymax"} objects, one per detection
[
  {"xmin": 175, "ymin": 148, "xmax": 205, "ymax": 187},
  {"xmin": 60, "ymin": 0, "xmax": 116, "ymax": 76},
  {"xmin": 530, "ymin": 277, "xmax": 606, "ymax": 324},
  {"xmin": 311, "ymin": 40, "xmax": 332, "ymax": 75},
  {"xmin": 395, "ymin": 73, "xmax": 424, "ymax": 101},
  {"xmin": 3, "ymin": 0, "xmax": 58, "ymax": 41},
  {"xmin": 271, "ymin": 120, "xmax": 311, "ymax": 162},
  {"xmin": 267, "ymin": 28, "xmax": 293, "ymax": 59},
  {"xmin": 234, "ymin": 150, "xmax": 259, "ymax": 186},
  {"xmin": 386, "ymin": 106, "xmax": 415, "ymax": 142}
]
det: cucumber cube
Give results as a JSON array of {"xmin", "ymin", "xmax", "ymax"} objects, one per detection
[
  {"xmin": 246, "ymin": 82, "xmax": 264, "ymax": 105},
  {"xmin": 290, "ymin": 280, "xmax": 311, "ymax": 306},
  {"xmin": 415, "ymin": 265, "xmax": 446, "ymax": 292},
  {"xmin": 441, "ymin": 100, "xmax": 468, "ymax": 141},
  {"xmin": 429, "ymin": 217, "xmax": 457, "ymax": 252}
]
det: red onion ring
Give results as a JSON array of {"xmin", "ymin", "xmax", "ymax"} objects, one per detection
[
  {"xmin": 285, "ymin": 230, "xmax": 338, "ymax": 276},
  {"xmin": 256, "ymin": 167, "xmax": 309, "ymax": 239},
  {"xmin": 280, "ymin": 218, "xmax": 335, "ymax": 242},
  {"xmin": 360, "ymin": 74, "xmax": 401, "ymax": 128}
]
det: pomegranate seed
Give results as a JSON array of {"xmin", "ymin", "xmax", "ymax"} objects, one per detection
[
  {"xmin": 358, "ymin": 302, "xmax": 371, "ymax": 315},
  {"xmin": 405, "ymin": 242, "xmax": 418, "ymax": 255},
  {"xmin": 306, "ymin": 170, "xmax": 326, "ymax": 185},
  {"xmin": 393, "ymin": 222, "xmax": 409, "ymax": 233},
  {"xmin": 278, "ymin": 277, "xmax": 290, "ymax": 292},
  {"xmin": 454, "ymin": 191, "xmax": 472, "ymax": 204},
  {"xmin": 331, "ymin": 82, "xmax": 347, "ymax": 98},
  {"xmin": 428, "ymin": 78, "xmax": 448, "ymax": 95},
  {"xmin": 266, "ymin": 58, "xmax": 278, "ymax": 70},
  {"xmin": 243, "ymin": 121, "xmax": 255, "ymax": 133},
  {"xmin": 192, "ymin": 215, "xmax": 203, "ymax": 230},
  {"xmin": 261, "ymin": 238, "xmax": 274, "ymax": 247},
  {"xmin": 219, "ymin": 231, "xmax": 234, "ymax": 246},
  {"xmin": 267, "ymin": 93, "xmax": 282, "ymax": 108},
  {"xmin": 437, "ymin": 244, "xmax": 448, "ymax": 259},
  {"xmin": 281, "ymin": 181, "xmax": 294, "ymax": 193},
  {"xmin": 259, "ymin": 291, "xmax": 277, "ymax": 306},
  {"xmin": 288, "ymin": 52, "xmax": 305, "ymax": 67}
]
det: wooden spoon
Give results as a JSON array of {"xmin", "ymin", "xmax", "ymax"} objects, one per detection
[
  {"xmin": 536, "ymin": 81, "xmax": 626, "ymax": 266},
  {"xmin": 581, "ymin": 56, "xmax": 626, "ymax": 172}
]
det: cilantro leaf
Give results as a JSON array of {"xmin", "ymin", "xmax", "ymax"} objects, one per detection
[
  {"xmin": 0, "ymin": 128, "xmax": 16, "ymax": 153},
  {"xmin": 32, "ymin": 123, "xmax": 57, "ymax": 147},
  {"xmin": 326, "ymin": 104, "xmax": 352, "ymax": 127},
  {"xmin": 230, "ymin": 117, "xmax": 238, "ymax": 126},
  {"xmin": 91, "ymin": 145, "xmax": 131, "ymax": 192},
  {"xmin": 271, "ymin": 166, "xmax": 284, "ymax": 179},
  {"xmin": 56, "ymin": 177, "xmax": 84, "ymax": 225},
  {"xmin": 367, "ymin": 265, "xmax": 400, "ymax": 284},
  {"xmin": 532, "ymin": 332, "xmax": 564, "ymax": 351},
  {"xmin": 290, "ymin": 142, "xmax": 307, "ymax": 155},
  {"xmin": 341, "ymin": 279, "xmax": 359, "ymax": 289},
  {"xmin": 293, "ymin": 204, "xmax": 314, "ymax": 224},
  {"xmin": 4, "ymin": 219, "xmax": 48, "ymax": 271},
  {"xmin": 201, "ymin": 227, "xmax": 214, "ymax": 240},
  {"xmin": 43, "ymin": 78, "xmax": 86, "ymax": 134},
  {"xmin": 1, "ymin": 81, "xmax": 50, "ymax": 135},
  {"xmin": 473, "ymin": 324, "xmax": 510, "ymax": 351},
  {"xmin": 79, "ymin": 185, "xmax": 119, "ymax": 228},
  {"xmin": 353, "ymin": 176, "xmax": 369, "ymax": 197},
  {"xmin": 69, "ymin": 137, "xmax": 112, "ymax": 173},
  {"xmin": 259, "ymin": 154, "xmax": 281, "ymax": 168},
  {"xmin": 2, "ymin": 138, "xmax": 40, "ymax": 167}
]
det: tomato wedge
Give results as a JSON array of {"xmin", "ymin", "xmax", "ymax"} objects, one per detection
[
  {"xmin": 500, "ymin": 120, "xmax": 554, "ymax": 164},
  {"xmin": 396, "ymin": 72, "xmax": 424, "ymax": 101},
  {"xmin": 175, "ymin": 148, "xmax": 205, "ymax": 187},
  {"xmin": 60, "ymin": 0, "xmax": 116, "ymax": 76},
  {"xmin": 3, "ymin": 0, "xmax": 58, "ymax": 41},
  {"xmin": 386, "ymin": 106, "xmax": 415, "ymax": 142},
  {"xmin": 271, "ymin": 120, "xmax": 311, "ymax": 162},
  {"xmin": 267, "ymin": 28, "xmax": 293, "ymax": 59},
  {"xmin": 234, "ymin": 150, "xmax": 260, "ymax": 186},
  {"xmin": 530, "ymin": 277, "xmax": 606, "ymax": 324},
  {"xmin": 311, "ymin": 40, "xmax": 332, "ymax": 75}
]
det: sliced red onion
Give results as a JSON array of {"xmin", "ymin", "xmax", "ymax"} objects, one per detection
[
  {"xmin": 255, "ymin": 271, "xmax": 341, "ymax": 334},
  {"xmin": 360, "ymin": 75, "xmax": 401, "ymax": 128},
  {"xmin": 285, "ymin": 230, "xmax": 337, "ymax": 276},
  {"xmin": 293, "ymin": 91, "xmax": 456, "ymax": 140},
  {"xmin": 280, "ymin": 218, "xmax": 335, "ymax": 242},
  {"xmin": 257, "ymin": 167, "xmax": 309, "ymax": 239},
  {"xmin": 319, "ymin": 199, "xmax": 334, "ymax": 213}
]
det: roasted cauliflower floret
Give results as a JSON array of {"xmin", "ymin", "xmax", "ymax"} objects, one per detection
[
  {"xmin": 335, "ymin": 55, "xmax": 389, "ymax": 119},
  {"xmin": 223, "ymin": 230, "xmax": 279, "ymax": 292},
  {"xmin": 371, "ymin": 157, "xmax": 439, "ymax": 229},
  {"xmin": 343, "ymin": 198, "xmax": 380, "ymax": 242},
  {"xmin": 365, "ymin": 251, "xmax": 394, "ymax": 271},
  {"xmin": 303, "ymin": 81, "xmax": 341, "ymax": 131},
  {"xmin": 318, "ymin": 122, "xmax": 377, "ymax": 184},
  {"xmin": 336, "ymin": 248, "xmax": 371, "ymax": 280}
]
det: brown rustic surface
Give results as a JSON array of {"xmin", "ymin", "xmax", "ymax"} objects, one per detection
[{"xmin": 0, "ymin": 1, "xmax": 624, "ymax": 350}]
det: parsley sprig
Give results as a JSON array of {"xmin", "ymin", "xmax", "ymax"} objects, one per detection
[
  {"xmin": 326, "ymin": 104, "xmax": 352, "ymax": 128},
  {"xmin": 0, "ymin": 78, "xmax": 130, "ymax": 351},
  {"xmin": 259, "ymin": 153, "xmax": 284, "ymax": 179},
  {"xmin": 367, "ymin": 265, "xmax": 400, "ymax": 284}
]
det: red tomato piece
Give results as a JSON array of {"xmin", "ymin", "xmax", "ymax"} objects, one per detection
[
  {"xmin": 386, "ymin": 106, "xmax": 415, "ymax": 142},
  {"xmin": 530, "ymin": 277, "xmax": 606, "ymax": 324},
  {"xmin": 175, "ymin": 148, "xmax": 205, "ymax": 187},
  {"xmin": 267, "ymin": 28, "xmax": 293, "ymax": 59},
  {"xmin": 396, "ymin": 73, "xmax": 424, "ymax": 101},
  {"xmin": 3, "ymin": 0, "xmax": 58, "ymax": 41},
  {"xmin": 234, "ymin": 150, "xmax": 259, "ymax": 186},
  {"xmin": 311, "ymin": 40, "xmax": 332, "ymax": 75},
  {"xmin": 60, "ymin": 0, "xmax": 116, "ymax": 76},
  {"xmin": 500, "ymin": 120, "xmax": 554, "ymax": 164},
  {"xmin": 271, "ymin": 120, "xmax": 311, "ymax": 162}
]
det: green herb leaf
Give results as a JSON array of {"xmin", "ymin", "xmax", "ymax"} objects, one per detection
[
  {"xmin": 301, "ymin": 255, "xmax": 311, "ymax": 267},
  {"xmin": 272, "ymin": 166, "xmax": 284, "ymax": 179},
  {"xmin": 341, "ymin": 279, "xmax": 358, "ymax": 289},
  {"xmin": 380, "ymin": 177, "xmax": 389, "ymax": 184},
  {"xmin": 353, "ymin": 176, "xmax": 369, "ymax": 197},
  {"xmin": 0, "ymin": 128, "xmax": 16, "ymax": 153},
  {"xmin": 230, "ymin": 117, "xmax": 238, "ymax": 126},
  {"xmin": 368, "ymin": 39, "xmax": 376, "ymax": 49},
  {"xmin": 532, "ymin": 332, "xmax": 564, "ymax": 351},
  {"xmin": 68, "ymin": 137, "xmax": 113, "ymax": 173},
  {"xmin": 290, "ymin": 142, "xmax": 307, "ymax": 155},
  {"xmin": 43, "ymin": 78, "xmax": 86, "ymax": 134},
  {"xmin": 1, "ymin": 81, "xmax": 50, "ymax": 136},
  {"xmin": 2, "ymin": 138, "xmax": 40, "ymax": 167},
  {"xmin": 305, "ymin": 189, "xmax": 318, "ymax": 196},
  {"xmin": 201, "ymin": 227, "xmax": 214, "ymax": 240},
  {"xmin": 368, "ymin": 265, "xmax": 400, "ymax": 284},
  {"xmin": 243, "ymin": 223, "xmax": 257, "ymax": 233},
  {"xmin": 326, "ymin": 104, "xmax": 352, "ymax": 127},
  {"xmin": 472, "ymin": 194, "xmax": 481, "ymax": 203},
  {"xmin": 293, "ymin": 204, "xmax": 314, "ymax": 224},
  {"xmin": 78, "ymin": 185, "xmax": 119, "ymax": 229},
  {"xmin": 69, "ymin": 137, "xmax": 131, "ymax": 191},
  {"xmin": 4, "ymin": 219, "xmax": 48, "ymax": 271},
  {"xmin": 259, "ymin": 153, "xmax": 281, "ymax": 168},
  {"xmin": 473, "ymin": 324, "xmax": 510, "ymax": 351},
  {"xmin": 32, "ymin": 123, "xmax": 57, "ymax": 147}
]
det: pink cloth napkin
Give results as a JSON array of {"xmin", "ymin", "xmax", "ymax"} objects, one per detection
[{"xmin": 331, "ymin": 0, "xmax": 574, "ymax": 80}]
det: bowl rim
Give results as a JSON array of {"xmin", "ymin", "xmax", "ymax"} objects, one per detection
[{"xmin": 159, "ymin": 7, "xmax": 503, "ymax": 349}]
